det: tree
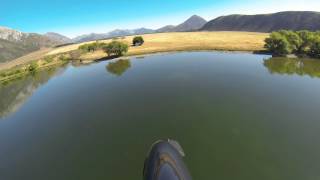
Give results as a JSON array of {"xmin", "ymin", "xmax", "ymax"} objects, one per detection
[
  {"xmin": 28, "ymin": 62, "xmax": 38, "ymax": 72},
  {"xmin": 133, "ymin": 36, "xmax": 144, "ymax": 46},
  {"xmin": 102, "ymin": 41, "xmax": 128, "ymax": 57},
  {"xmin": 78, "ymin": 42, "xmax": 107, "ymax": 52},
  {"xmin": 265, "ymin": 32, "xmax": 293, "ymax": 56},
  {"xmin": 297, "ymin": 30, "xmax": 314, "ymax": 54},
  {"xmin": 278, "ymin": 30, "xmax": 302, "ymax": 53},
  {"xmin": 310, "ymin": 37, "xmax": 320, "ymax": 58}
]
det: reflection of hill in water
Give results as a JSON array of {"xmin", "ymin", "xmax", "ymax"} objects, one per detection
[
  {"xmin": 0, "ymin": 66, "xmax": 67, "ymax": 118},
  {"xmin": 264, "ymin": 58, "xmax": 320, "ymax": 78}
]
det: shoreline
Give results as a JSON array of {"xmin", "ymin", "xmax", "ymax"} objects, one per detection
[
  {"xmin": 2, "ymin": 49, "xmax": 318, "ymax": 84},
  {"xmin": 1, "ymin": 31, "xmax": 270, "ymax": 83},
  {"xmin": 0, "ymin": 49, "xmax": 263, "ymax": 84}
]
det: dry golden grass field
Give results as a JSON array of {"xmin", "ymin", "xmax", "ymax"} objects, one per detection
[{"xmin": 0, "ymin": 31, "xmax": 268, "ymax": 71}]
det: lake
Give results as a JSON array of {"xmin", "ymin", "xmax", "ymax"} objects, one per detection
[{"xmin": 1, "ymin": 52, "xmax": 320, "ymax": 180}]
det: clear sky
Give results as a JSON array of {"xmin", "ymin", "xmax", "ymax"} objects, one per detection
[{"xmin": 1, "ymin": 0, "xmax": 320, "ymax": 38}]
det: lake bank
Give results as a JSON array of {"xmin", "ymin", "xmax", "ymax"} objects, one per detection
[{"xmin": 0, "ymin": 31, "xmax": 268, "ymax": 83}]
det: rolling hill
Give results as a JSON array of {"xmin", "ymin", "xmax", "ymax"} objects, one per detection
[
  {"xmin": 201, "ymin": 11, "xmax": 320, "ymax": 32},
  {"xmin": 44, "ymin": 32, "xmax": 72, "ymax": 44}
]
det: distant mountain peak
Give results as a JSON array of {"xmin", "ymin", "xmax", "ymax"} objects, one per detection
[
  {"xmin": 188, "ymin": 15, "xmax": 206, "ymax": 20},
  {"xmin": 173, "ymin": 15, "xmax": 207, "ymax": 32}
]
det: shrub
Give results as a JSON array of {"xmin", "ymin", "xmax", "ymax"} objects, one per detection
[
  {"xmin": 265, "ymin": 32, "xmax": 293, "ymax": 56},
  {"xmin": 78, "ymin": 42, "xmax": 106, "ymax": 52},
  {"xmin": 59, "ymin": 54, "xmax": 71, "ymax": 61},
  {"xmin": 265, "ymin": 30, "xmax": 320, "ymax": 58},
  {"xmin": 44, "ymin": 55, "xmax": 54, "ymax": 63},
  {"xmin": 310, "ymin": 38, "xmax": 320, "ymax": 58},
  {"xmin": 133, "ymin": 36, "xmax": 144, "ymax": 46},
  {"xmin": 0, "ymin": 72, "xmax": 6, "ymax": 77},
  {"xmin": 278, "ymin": 30, "xmax": 302, "ymax": 53},
  {"xmin": 28, "ymin": 62, "xmax": 38, "ymax": 72},
  {"xmin": 102, "ymin": 41, "xmax": 128, "ymax": 57},
  {"xmin": 297, "ymin": 30, "xmax": 314, "ymax": 53}
]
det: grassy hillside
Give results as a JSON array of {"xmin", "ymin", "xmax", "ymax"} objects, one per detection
[
  {"xmin": 1, "ymin": 31, "xmax": 268, "ymax": 72},
  {"xmin": 49, "ymin": 31, "xmax": 268, "ymax": 56},
  {"xmin": 0, "ymin": 39, "xmax": 39, "ymax": 62},
  {"xmin": 202, "ymin": 11, "xmax": 320, "ymax": 32},
  {"xmin": 0, "ymin": 32, "xmax": 63, "ymax": 63}
]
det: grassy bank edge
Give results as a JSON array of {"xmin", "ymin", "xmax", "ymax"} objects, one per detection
[{"xmin": 1, "ymin": 48, "xmax": 262, "ymax": 84}]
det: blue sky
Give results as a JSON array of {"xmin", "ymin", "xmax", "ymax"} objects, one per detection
[{"xmin": 1, "ymin": 0, "xmax": 320, "ymax": 38}]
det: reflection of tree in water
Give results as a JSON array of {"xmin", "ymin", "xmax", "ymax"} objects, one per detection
[
  {"xmin": 263, "ymin": 57, "xmax": 320, "ymax": 78},
  {"xmin": 0, "ymin": 66, "xmax": 67, "ymax": 119},
  {"xmin": 106, "ymin": 59, "xmax": 131, "ymax": 76}
]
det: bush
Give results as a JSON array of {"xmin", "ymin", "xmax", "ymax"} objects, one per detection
[
  {"xmin": 58, "ymin": 54, "xmax": 71, "ymax": 61},
  {"xmin": 44, "ymin": 55, "xmax": 54, "ymax": 63},
  {"xmin": 102, "ymin": 41, "xmax": 128, "ymax": 57},
  {"xmin": 278, "ymin": 30, "xmax": 302, "ymax": 53},
  {"xmin": 78, "ymin": 42, "xmax": 107, "ymax": 52},
  {"xmin": 0, "ymin": 72, "xmax": 6, "ymax": 77},
  {"xmin": 297, "ymin": 30, "xmax": 314, "ymax": 53},
  {"xmin": 133, "ymin": 36, "xmax": 144, "ymax": 46},
  {"xmin": 310, "ymin": 38, "xmax": 320, "ymax": 58},
  {"xmin": 265, "ymin": 32, "xmax": 293, "ymax": 56},
  {"xmin": 265, "ymin": 30, "xmax": 320, "ymax": 58},
  {"xmin": 28, "ymin": 62, "xmax": 38, "ymax": 72}
]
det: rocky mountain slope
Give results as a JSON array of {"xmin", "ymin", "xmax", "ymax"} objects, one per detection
[{"xmin": 0, "ymin": 27, "xmax": 69, "ymax": 62}]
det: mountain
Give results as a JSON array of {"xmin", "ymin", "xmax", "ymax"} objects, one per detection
[
  {"xmin": 0, "ymin": 26, "xmax": 24, "ymax": 42},
  {"xmin": 107, "ymin": 28, "xmax": 155, "ymax": 37},
  {"xmin": 44, "ymin": 32, "xmax": 72, "ymax": 44},
  {"xmin": 0, "ymin": 26, "xmax": 63, "ymax": 62},
  {"xmin": 73, "ymin": 28, "xmax": 155, "ymax": 43},
  {"xmin": 201, "ymin": 11, "xmax": 320, "ymax": 32},
  {"xmin": 156, "ymin": 25, "xmax": 176, "ymax": 33},
  {"xmin": 72, "ymin": 33, "xmax": 108, "ymax": 43},
  {"xmin": 157, "ymin": 15, "xmax": 207, "ymax": 33}
]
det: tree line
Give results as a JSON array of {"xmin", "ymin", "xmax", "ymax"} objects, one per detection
[
  {"xmin": 78, "ymin": 36, "xmax": 145, "ymax": 57},
  {"xmin": 265, "ymin": 30, "xmax": 320, "ymax": 58},
  {"xmin": 79, "ymin": 41, "xmax": 129, "ymax": 57}
]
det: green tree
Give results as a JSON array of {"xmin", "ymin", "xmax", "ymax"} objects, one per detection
[
  {"xmin": 102, "ymin": 41, "xmax": 128, "ymax": 57},
  {"xmin": 310, "ymin": 37, "xmax": 320, "ymax": 58},
  {"xmin": 132, "ymin": 36, "xmax": 144, "ymax": 46},
  {"xmin": 78, "ymin": 42, "xmax": 106, "ymax": 52},
  {"xmin": 28, "ymin": 62, "xmax": 38, "ymax": 72},
  {"xmin": 280, "ymin": 30, "xmax": 302, "ymax": 53},
  {"xmin": 265, "ymin": 32, "xmax": 293, "ymax": 56},
  {"xmin": 297, "ymin": 30, "xmax": 314, "ymax": 54}
]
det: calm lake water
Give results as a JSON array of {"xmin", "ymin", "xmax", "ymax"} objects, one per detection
[{"xmin": 1, "ymin": 52, "xmax": 320, "ymax": 180}]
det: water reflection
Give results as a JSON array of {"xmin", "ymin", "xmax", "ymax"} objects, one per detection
[
  {"xmin": 0, "ymin": 66, "xmax": 67, "ymax": 118},
  {"xmin": 106, "ymin": 59, "xmax": 131, "ymax": 76},
  {"xmin": 263, "ymin": 57, "xmax": 320, "ymax": 78}
]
